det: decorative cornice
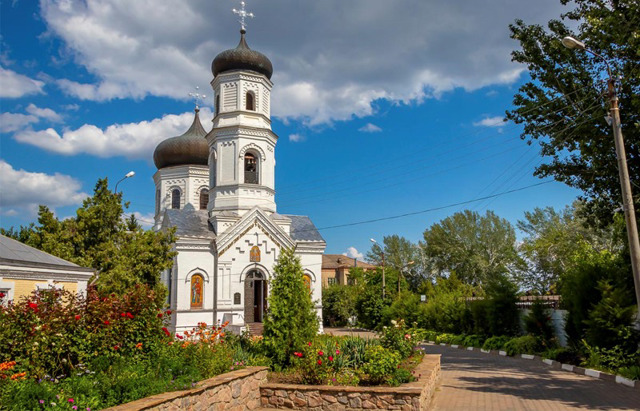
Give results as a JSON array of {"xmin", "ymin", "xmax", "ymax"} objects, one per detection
[{"xmin": 0, "ymin": 268, "xmax": 93, "ymax": 282}]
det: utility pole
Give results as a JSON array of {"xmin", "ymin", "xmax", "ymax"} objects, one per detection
[
  {"xmin": 562, "ymin": 36, "xmax": 640, "ymax": 313},
  {"xmin": 607, "ymin": 78, "xmax": 640, "ymax": 312}
]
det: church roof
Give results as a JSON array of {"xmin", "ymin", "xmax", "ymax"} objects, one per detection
[
  {"xmin": 0, "ymin": 234, "xmax": 92, "ymax": 271},
  {"xmin": 212, "ymin": 29, "xmax": 273, "ymax": 79},
  {"xmin": 284, "ymin": 215, "xmax": 325, "ymax": 243},
  {"xmin": 163, "ymin": 205, "xmax": 215, "ymax": 239},
  {"xmin": 153, "ymin": 109, "xmax": 210, "ymax": 170}
]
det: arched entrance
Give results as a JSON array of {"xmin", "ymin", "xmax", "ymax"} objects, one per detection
[{"xmin": 244, "ymin": 270, "xmax": 267, "ymax": 323}]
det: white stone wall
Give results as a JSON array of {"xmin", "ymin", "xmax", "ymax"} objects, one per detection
[{"xmin": 153, "ymin": 165, "xmax": 209, "ymax": 230}]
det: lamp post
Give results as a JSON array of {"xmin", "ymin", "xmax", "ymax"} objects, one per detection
[
  {"xmin": 399, "ymin": 261, "xmax": 415, "ymax": 294},
  {"xmin": 114, "ymin": 171, "xmax": 135, "ymax": 193},
  {"xmin": 370, "ymin": 238, "xmax": 385, "ymax": 299},
  {"xmin": 562, "ymin": 36, "xmax": 640, "ymax": 313}
]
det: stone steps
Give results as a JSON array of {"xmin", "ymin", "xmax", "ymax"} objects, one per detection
[{"xmin": 247, "ymin": 322, "xmax": 264, "ymax": 336}]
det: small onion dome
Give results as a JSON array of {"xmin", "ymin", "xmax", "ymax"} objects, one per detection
[
  {"xmin": 212, "ymin": 29, "xmax": 273, "ymax": 79},
  {"xmin": 153, "ymin": 109, "xmax": 209, "ymax": 169}
]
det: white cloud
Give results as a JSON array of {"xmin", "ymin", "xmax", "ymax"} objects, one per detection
[
  {"xmin": 288, "ymin": 133, "xmax": 305, "ymax": 143},
  {"xmin": 343, "ymin": 246, "xmax": 364, "ymax": 260},
  {"xmin": 129, "ymin": 211, "xmax": 156, "ymax": 229},
  {"xmin": 359, "ymin": 123, "xmax": 382, "ymax": 133},
  {"xmin": 0, "ymin": 66, "xmax": 45, "ymax": 98},
  {"xmin": 0, "ymin": 160, "xmax": 88, "ymax": 216},
  {"xmin": 25, "ymin": 104, "xmax": 62, "ymax": 122},
  {"xmin": 13, "ymin": 108, "xmax": 213, "ymax": 160},
  {"xmin": 1, "ymin": 105, "xmax": 63, "ymax": 133},
  {"xmin": 473, "ymin": 116, "xmax": 506, "ymax": 128},
  {"xmin": 38, "ymin": 0, "xmax": 565, "ymax": 124},
  {"xmin": 0, "ymin": 113, "xmax": 39, "ymax": 133}
]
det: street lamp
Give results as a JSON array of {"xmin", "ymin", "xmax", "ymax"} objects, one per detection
[
  {"xmin": 370, "ymin": 238, "xmax": 386, "ymax": 299},
  {"xmin": 562, "ymin": 36, "xmax": 640, "ymax": 313},
  {"xmin": 114, "ymin": 171, "xmax": 135, "ymax": 193},
  {"xmin": 398, "ymin": 260, "xmax": 415, "ymax": 294}
]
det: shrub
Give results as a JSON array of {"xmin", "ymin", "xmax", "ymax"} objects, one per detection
[
  {"xmin": 355, "ymin": 284, "xmax": 387, "ymax": 330},
  {"xmin": 435, "ymin": 333, "xmax": 457, "ymax": 345},
  {"xmin": 462, "ymin": 335, "xmax": 486, "ymax": 348},
  {"xmin": 484, "ymin": 274, "xmax": 520, "ymax": 336},
  {"xmin": 482, "ymin": 336, "xmax": 511, "ymax": 351},
  {"xmin": 382, "ymin": 291, "xmax": 421, "ymax": 326},
  {"xmin": 362, "ymin": 345, "xmax": 401, "ymax": 384},
  {"xmin": 380, "ymin": 319, "xmax": 417, "ymax": 359},
  {"xmin": 263, "ymin": 248, "xmax": 319, "ymax": 368},
  {"xmin": 524, "ymin": 299, "xmax": 556, "ymax": 346},
  {"xmin": 582, "ymin": 341, "xmax": 640, "ymax": 373},
  {"xmin": 618, "ymin": 366, "xmax": 640, "ymax": 381},
  {"xmin": 504, "ymin": 335, "xmax": 541, "ymax": 356},
  {"xmin": 322, "ymin": 285, "xmax": 356, "ymax": 327}
]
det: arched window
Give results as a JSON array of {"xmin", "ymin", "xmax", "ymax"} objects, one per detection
[
  {"xmin": 246, "ymin": 92, "xmax": 255, "ymax": 111},
  {"xmin": 155, "ymin": 189, "xmax": 160, "ymax": 215},
  {"xmin": 171, "ymin": 189, "xmax": 181, "ymax": 209},
  {"xmin": 216, "ymin": 94, "xmax": 220, "ymax": 116},
  {"xmin": 244, "ymin": 153, "xmax": 258, "ymax": 184},
  {"xmin": 303, "ymin": 274, "xmax": 312, "ymax": 292},
  {"xmin": 191, "ymin": 274, "xmax": 204, "ymax": 309},
  {"xmin": 199, "ymin": 188, "xmax": 209, "ymax": 210}
]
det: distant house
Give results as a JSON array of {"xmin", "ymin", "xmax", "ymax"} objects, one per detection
[
  {"xmin": 321, "ymin": 254, "xmax": 376, "ymax": 287},
  {"xmin": 0, "ymin": 234, "xmax": 94, "ymax": 303}
]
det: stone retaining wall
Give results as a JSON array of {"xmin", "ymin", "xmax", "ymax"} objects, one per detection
[
  {"xmin": 102, "ymin": 366, "xmax": 268, "ymax": 411},
  {"xmin": 259, "ymin": 354, "xmax": 441, "ymax": 410}
]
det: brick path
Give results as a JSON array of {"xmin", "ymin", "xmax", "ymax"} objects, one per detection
[
  {"xmin": 427, "ymin": 344, "xmax": 640, "ymax": 411},
  {"xmin": 323, "ymin": 327, "xmax": 378, "ymax": 339}
]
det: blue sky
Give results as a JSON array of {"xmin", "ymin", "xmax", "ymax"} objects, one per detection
[{"xmin": 0, "ymin": 0, "xmax": 582, "ymax": 259}]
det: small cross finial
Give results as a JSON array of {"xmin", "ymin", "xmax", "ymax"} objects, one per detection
[
  {"xmin": 232, "ymin": 1, "xmax": 254, "ymax": 31},
  {"xmin": 188, "ymin": 86, "xmax": 206, "ymax": 110}
]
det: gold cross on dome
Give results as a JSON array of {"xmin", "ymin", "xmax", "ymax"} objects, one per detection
[
  {"xmin": 232, "ymin": 1, "xmax": 254, "ymax": 31},
  {"xmin": 188, "ymin": 86, "xmax": 206, "ymax": 109}
]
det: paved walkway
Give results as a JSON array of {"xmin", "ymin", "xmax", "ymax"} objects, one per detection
[
  {"xmin": 427, "ymin": 344, "xmax": 640, "ymax": 411},
  {"xmin": 323, "ymin": 327, "xmax": 378, "ymax": 339}
]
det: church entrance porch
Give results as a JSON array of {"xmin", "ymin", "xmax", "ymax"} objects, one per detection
[{"xmin": 244, "ymin": 270, "xmax": 267, "ymax": 323}]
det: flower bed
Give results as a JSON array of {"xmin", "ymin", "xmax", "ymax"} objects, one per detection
[{"xmin": 260, "ymin": 354, "xmax": 441, "ymax": 410}]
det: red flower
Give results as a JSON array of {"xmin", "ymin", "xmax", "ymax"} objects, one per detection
[
  {"xmin": 157, "ymin": 313, "xmax": 163, "ymax": 318},
  {"xmin": 120, "ymin": 313, "xmax": 126, "ymax": 317},
  {"xmin": 104, "ymin": 320, "xmax": 110, "ymax": 326},
  {"xmin": 0, "ymin": 292, "xmax": 5, "ymax": 298},
  {"xmin": 162, "ymin": 327, "xmax": 171, "ymax": 337},
  {"xmin": 113, "ymin": 345, "xmax": 120, "ymax": 350},
  {"xmin": 126, "ymin": 312, "xmax": 134, "ymax": 319},
  {"xmin": 27, "ymin": 302, "xmax": 38, "ymax": 310},
  {"xmin": 293, "ymin": 352, "xmax": 303, "ymax": 358},
  {"xmin": 307, "ymin": 342, "xmax": 312, "ymax": 347},
  {"xmin": 68, "ymin": 398, "xmax": 74, "ymax": 403},
  {"xmin": 176, "ymin": 334, "xmax": 183, "ymax": 340},
  {"xmin": 317, "ymin": 360, "xmax": 322, "ymax": 365},
  {"xmin": 317, "ymin": 351, "xmax": 324, "ymax": 356},
  {"xmin": 166, "ymin": 310, "xmax": 172, "ymax": 315},
  {"xmin": 329, "ymin": 355, "xmax": 333, "ymax": 362},
  {"xmin": 335, "ymin": 349, "xmax": 340, "ymax": 355},
  {"xmin": 74, "ymin": 315, "xmax": 81, "ymax": 321}
]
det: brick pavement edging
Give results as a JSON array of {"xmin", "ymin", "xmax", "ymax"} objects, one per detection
[
  {"xmin": 427, "ymin": 341, "xmax": 639, "ymax": 391},
  {"xmin": 259, "ymin": 354, "xmax": 441, "ymax": 410},
  {"xmin": 102, "ymin": 366, "xmax": 268, "ymax": 411}
]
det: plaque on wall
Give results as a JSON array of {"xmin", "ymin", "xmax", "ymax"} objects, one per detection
[{"xmin": 250, "ymin": 245, "xmax": 261, "ymax": 262}]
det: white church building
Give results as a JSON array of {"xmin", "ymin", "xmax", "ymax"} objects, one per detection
[{"xmin": 152, "ymin": 26, "xmax": 326, "ymax": 335}]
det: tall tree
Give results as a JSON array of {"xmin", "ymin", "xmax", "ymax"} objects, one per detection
[
  {"xmin": 366, "ymin": 234, "xmax": 426, "ymax": 289},
  {"xmin": 263, "ymin": 247, "xmax": 319, "ymax": 366},
  {"xmin": 507, "ymin": 0, "xmax": 639, "ymax": 224},
  {"xmin": 2, "ymin": 178, "xmax": 176, "ymax": 299},
  {"xmin": 517, "ymin": 201, "xmax": 621, "ymax": 292},
  {"xmin": 421, "ymin": 210, "xmax": 522, "ymax": 285}
]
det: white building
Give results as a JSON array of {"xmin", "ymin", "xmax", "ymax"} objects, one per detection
[{"xmin": 152, "ymin": 28, "xmax": 326, "ymax": 334}]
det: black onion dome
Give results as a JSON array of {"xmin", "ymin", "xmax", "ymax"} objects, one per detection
[
  {"xmin": 153, "ymin": 109, "xmax": 209, "ymax": 169},
  {"xmin": 212, "ymin": 29, "xmax": 273, "ymax": 79}
]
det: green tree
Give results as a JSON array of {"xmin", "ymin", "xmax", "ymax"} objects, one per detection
[
  {"xmin": 366, "ymin": 235, "xmax": 426, "ymax": 289},
  {"xmin": 507, "ymin": 0, "xmax": 639, "ymax": 223},
  {"xmin": 322, "ymin": 284, "xmax": 357, "ymax": 327},
  {"xmin": 421, "ymin": 210, "xmax": 522, "ymax": 285},
  {"xmin": 484, "ymin": 274, "xmax": 521, "ymax": 336},
  {"xmin": 263, "ymin": 247, "xmax": 319, "ymax": 367},
  {"xmin": 517, "ymin": 202, "xmax": 621, "ymax": 293},
  {"xmin": 2, "ymin": 178, "xmax": 176, "ymax": 301}
]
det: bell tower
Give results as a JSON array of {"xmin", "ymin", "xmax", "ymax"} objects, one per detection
[{"xmin": 207, "ymin": 21, "xmax": 278, "ymax": 235}]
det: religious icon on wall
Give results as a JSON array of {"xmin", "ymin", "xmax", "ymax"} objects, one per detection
[
  {"xmin": 250, "ymin": 245, "xmax": 261, "ymax": 262},
  {"xmin": 303, "ymin": 274, "xmax": 312, "ymax": 292},
  {"xmin": 191, "ymin": 274, "xmax": 203, "ymax": 308}
]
